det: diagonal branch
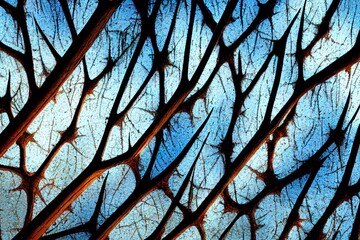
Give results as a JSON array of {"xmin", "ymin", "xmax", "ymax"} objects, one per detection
[{"xmin": 0, "ymin": 0, "xmax": 123, "ymax": 158}]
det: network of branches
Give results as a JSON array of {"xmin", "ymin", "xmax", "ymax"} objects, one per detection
[{"xmin": 0, "ymin": 0, "xmax": 359, "ymax": 239}]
